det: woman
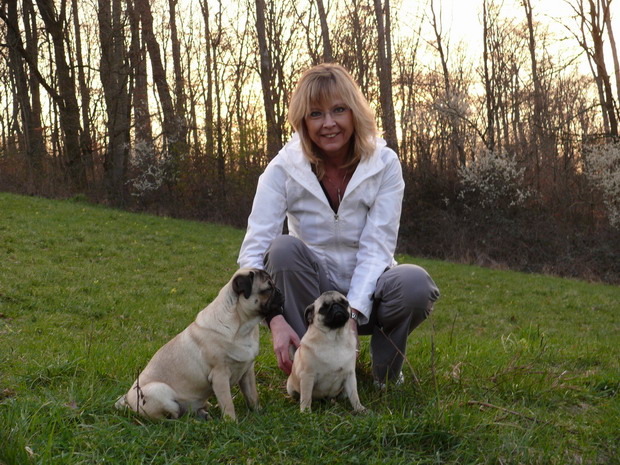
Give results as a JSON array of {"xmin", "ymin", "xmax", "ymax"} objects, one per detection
[{"xmin": 238, "ymin": 63, "xmax": 439, "ymax": 387}]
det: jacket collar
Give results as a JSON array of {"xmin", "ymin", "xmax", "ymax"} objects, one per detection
[{"xmin": 282, "ymin": 133, "xmax": 387, "ymax": 203}]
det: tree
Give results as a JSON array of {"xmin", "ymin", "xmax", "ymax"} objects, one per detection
[
  {"xmin": 315, "ymin": 0, "xmax": 333, "ymax": 62},
  {"xmin": 72, "ymin": 0, "xmax": 94, "ymax": 184},
  {"xmin": 98, "ymin": 0, "xmax": 131, "ymax": 203},
  {"xmin": 603, "ymin": 0, "xmax": 620, "ymax": 125},
  {"xmin": 373, "ymin": 0, "xmax": 398, "ymax": 151},
  {"xmin": 482, "ymin": 0, "xmax": 496, "ymax": 150},
  {"xmin": 4, "ymin": 0, "xmax": 45, "ymax": 191},
  {"xmin": 135, "ymin": 0, "xmax": 188, "ymax": 174},
  {"xmin": 393, "ymin": 21, "xmax": 423, "ymax": 169},
  {"xmin": 35, "ymin": 0, "xmax": 86, "ymax": 190},
  {"xmin": 168, "ymin": 0, "xmax": 187, "ymax": 118},
  {"xmin": 566, "ymin": 0, "xmax": 618, "ymax": 137},
  {"xmin": 127, "ymin": 0, "xmax": 153, "ymax": 148},
  {"xmin": 429, "ymin": 0, "xmax": 466, "ymax": 168},
  {"xmin": 333, "ymin": 0, "xmax": 376, "ymax": 97},
  {"xmin": 199, "ymin": 0, "xmax": 215, "ymax": 159},
  {"xmin": 254, "ymin": 0, "xmax": 283, "ymax": 158}
]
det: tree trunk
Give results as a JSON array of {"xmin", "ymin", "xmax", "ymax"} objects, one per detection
[
  {"xmin": 72, "ymin": 0, "xmax": 95, "ymax": 185},
  {"xmin": 349, "ymin": 0, "xmax": 367, "ymax": 94},
  {"xmin": 429, "ymin": 0, "xmax": 466, "ymax": 168},
  {"xmin": 482, "ymin": 0, "xmax": 495, "ymax": 150},
  {"xmin": 213, "ymin": 1, "xmax": 225, "ymax": 189},
  {"xmin": 603, "ymin": 0, "xmax": 620, "ymax": 125},
  {"xmin": 254, "ymin": 0, "xmax": 281, "ymax": 158},
  {"xmin": 98, "ymin": 0, "xmax": 131, "ymax": 204},
  {"xmin": 523, "ymin": 0, "xmax": 544, "ymax": 188},
  {"xmin": 588, "ymin": 0, "xmax": 618, "ymax": 137},
  {"xmin": 199, "ymin": 0, "xmax": 214, "ymax": 159},
  {"xmin": 373, "ymin": 0, "xmax": 398, "ymax": 151},
  {"xmin": 35, "ymin": 0, "xmax": 86, "ymax": 191},
  {"xmin": 168, "ymin": 0, "xmax": 187, "ymax": 117},
  {"xmin": 315, "ymin": 0, "xmax": 332, "ymax": 62},
  {"xmin": 6, "ymin": 0, "xmax": 40, "ymax": 191},
  {"xmin": 135, "ymin": 0, "xmax": 187, "ymax": 171},
  {"xmin": 127, "ymin": 0, "xmax": 153, "ymax": 150},
  {"xmin": 23, "ymin": 0, "xmax": 46, "ymax": 167}
]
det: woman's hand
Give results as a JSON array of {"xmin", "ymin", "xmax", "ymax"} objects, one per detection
[{"xmin": 269, "ymin": 315, "xmax": 301, "ymax": 375}]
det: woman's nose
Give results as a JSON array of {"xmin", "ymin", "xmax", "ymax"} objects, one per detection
[{"xmin": 322, "ymin": 112, "xmax": 336, "ymax": 126}]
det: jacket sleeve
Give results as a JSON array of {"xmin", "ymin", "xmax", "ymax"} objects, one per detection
[
  {"xmin": 347, "ymin": 150, "xmax": 404, "ymax": 322},
  {"xmin": 238, "ymin": 160, "xmax": 288, "ymax": 270}
]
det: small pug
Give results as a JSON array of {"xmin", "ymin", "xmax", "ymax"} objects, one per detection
[
  {"xmin": 115, "ymin": 268, "xmax": 283, "ymax": 421},
  {"xmin": 287, "ymin": 291, "xmax": 366, "ymax": 413}
]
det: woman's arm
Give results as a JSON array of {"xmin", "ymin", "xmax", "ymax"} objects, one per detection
[
  {"xmin": 238, "ymin": 162, "xmax": 288, "ymax": 270},
  {"xmin": 347, "ymin": 151, "xmax": 405, "ymax": 322}
]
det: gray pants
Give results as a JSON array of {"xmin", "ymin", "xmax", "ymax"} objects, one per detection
[{"xmin": 264, "ymin": 235, "xmax": 440, "ymax": 382}]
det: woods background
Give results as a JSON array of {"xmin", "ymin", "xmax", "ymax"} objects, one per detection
[{"xmin": 1, "ymin": 0, "xmax": 619, "ymax": 283}]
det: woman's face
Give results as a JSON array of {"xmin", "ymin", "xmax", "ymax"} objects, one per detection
[{"xmin": 304, "ymin": 100, "xmax": 354, "ymax": 161}]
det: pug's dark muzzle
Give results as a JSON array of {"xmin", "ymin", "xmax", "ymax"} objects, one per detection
[
  {"xmin": 322, "ymin": 303, "xmax": 349, "ymax": 329},
  {"xmin": 262, "ymin": 286, "xmax": 284, "ymax": 320}
]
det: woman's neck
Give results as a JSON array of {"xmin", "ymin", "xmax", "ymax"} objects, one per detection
[{"xmin": 323, "ymin": 157, "xmax": 348, "ymax": 172}]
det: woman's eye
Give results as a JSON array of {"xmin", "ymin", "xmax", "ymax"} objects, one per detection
[
  {"xmin": 333, "ymin": 106, "xmax": 346, "ymax": 114},
  {"xmin": 309, "ymin": 110, "xmax": 323, "ymax": 119}
]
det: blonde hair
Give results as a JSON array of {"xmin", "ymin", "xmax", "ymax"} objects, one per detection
[{"xmin": 288, "ymin": 63, "xmax": 378, "ymax": 178}]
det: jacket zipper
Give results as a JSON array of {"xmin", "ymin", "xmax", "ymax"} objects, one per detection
[{"xmin": 333, "ymin": 213, "xmax": 344, "ymax": 282}]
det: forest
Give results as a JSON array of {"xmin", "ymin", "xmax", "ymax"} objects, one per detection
[{"xmin": 0, "ymin": 0, "xmax": 619, "ymax": 283}]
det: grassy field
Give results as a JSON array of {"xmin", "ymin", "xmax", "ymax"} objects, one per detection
[{"xmin": 0, "ymin": 192, "xmax": 618, "ymax": 465}]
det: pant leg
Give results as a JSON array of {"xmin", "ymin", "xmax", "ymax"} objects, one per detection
[
  {"xmin": 263, "ymin": 235, "xmax": 332, "ymax": 338},
  {"xmin": 359, "ymin": 264, "xmax": 440, "ymax": 382}
]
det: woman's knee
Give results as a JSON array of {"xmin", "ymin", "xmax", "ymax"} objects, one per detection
[
  {"xmin": 264, "ymin": 235, "xmax": 307, "ymax": 271},
  {"xmin": 375, "ymin": 264, "xmax": 440, "ymax": 317}
]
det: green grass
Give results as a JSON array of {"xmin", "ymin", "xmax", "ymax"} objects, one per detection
[{"xmin": 0, "ymin": 192, "xmax": 618, "ymax": 464}]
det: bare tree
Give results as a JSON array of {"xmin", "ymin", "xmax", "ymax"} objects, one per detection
[
  {"xmin": 180, "ymin": 3, "xmax": 200, "ymax": 151},
  {"xmin": 211, "ymin": 1, "xmax": 225, "ymax": 186},
  {"xmin": 254, "ymin": 0, "xmax": 283, "ymax": 158},
  {"xmin": 136, "ymin": 0, "xmax": 188, "ymax": 170},
  {"xmin": 482, "ymin": 0, "xmax": 496, "ymax": 150},
  {"xmin": 566, "ymin": 0, "xmax": 618, "ymax": 137},
  {"xmin": 34, "ymin": 0, "xmax": 86, "ymax": 190},
  {"xmin": 331, "ymin": 0, "xmax": 376, "ymax": 97},
  {"xmin": 127, "ymin": 0, "xmax": 153, "ymax": 147},
  {"xmin": 603, "ymin": 0, "xmax": 619, "ymax": 124},
  {"xmin": 168, "ymin": 0, "xmax": 187, "ymax": 118},
  {"xmin": 373, "ymin": 0, "xmax": 398, "ymax": 151},
  {"xmin": 72, "ymin": 0, "xmax": 95, "ymax": 184},
  {"xmin": 428, "ymin": 0, "xmax": 466, "ymax": 167},
  {"xmin": 522, "ymin": 0, "xmax": 547, "ymax": 188},
  {"xmin": 23, "ymin": 0, "xmax": 45, "ymax": 165},
  {"xmin": 315, "ymin": 0, "xmax": 333, "ymax": 62},
  {"xmin": 393, "ymin": 20, "xmax": 423, "ymax": 167},
  {"xmin": 98, "ymin": 0, "xmax": 130, "ymax": 203},
  {"xmin": 199, "ymin": 0, "xmax": 215, "ymax": 159},
  {"xmin": 4, "ymin": 0, "xmax": 45, "ymax": 191}
]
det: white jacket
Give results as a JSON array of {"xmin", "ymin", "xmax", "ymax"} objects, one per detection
[{"xmin": 238, "ymin": 134, "xmax": 404, "ymax": 324}]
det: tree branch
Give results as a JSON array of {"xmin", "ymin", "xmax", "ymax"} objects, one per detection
[{"xmin": 0, "ymin": 9, "xmax": 62, "ymax": 104}]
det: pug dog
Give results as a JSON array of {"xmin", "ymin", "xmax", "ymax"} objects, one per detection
[
  {"xmin": 286, "ymin": 291, "xmax": 366, "ymax": 413},
  {"xmin": 115, "ymin": 268, "xmax": 283, "ymax": 421}
]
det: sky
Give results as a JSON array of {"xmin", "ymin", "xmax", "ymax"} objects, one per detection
[{"xmin": 399, "ymin": 0, "xmax": 619, "ymax": 73}]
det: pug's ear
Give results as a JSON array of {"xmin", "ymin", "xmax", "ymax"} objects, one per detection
[
  {"xmin": 304, "ymin": 303, "xmax": 315, "ymax": 326},
  {"xmin": 232, "ymin": 271, "xmax": 254, "ymax": 299}
]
